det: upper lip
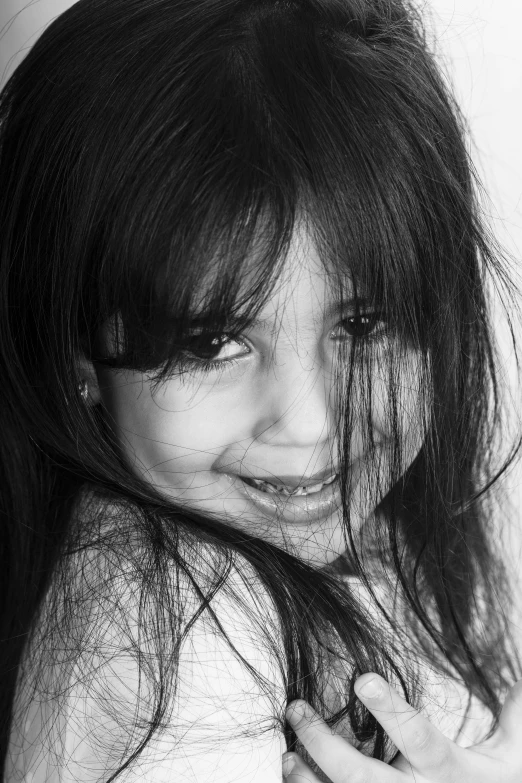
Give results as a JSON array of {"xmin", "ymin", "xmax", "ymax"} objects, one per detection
[{"xmin": 237, "ymin": 468, "xmax": 339, "ymax": 490}]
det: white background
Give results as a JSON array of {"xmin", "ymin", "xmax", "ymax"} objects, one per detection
[{"xmin": 1, "ymin": 0, "xmax": 522, "ymax": 572}]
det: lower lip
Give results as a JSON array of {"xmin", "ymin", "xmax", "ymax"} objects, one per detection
[{"xmin": 231, "ymin": 472, "xmax": 346, "ymax": 525}]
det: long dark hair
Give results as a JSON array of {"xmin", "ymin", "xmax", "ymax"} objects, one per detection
[{"xmin": 1, "ymin": 0, "xmax": 521, "ymax": 778}]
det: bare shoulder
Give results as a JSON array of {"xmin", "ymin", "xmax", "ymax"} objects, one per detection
[{"xmin": 6, "ymin": 495, "xmax": 287, "ymax": 782}]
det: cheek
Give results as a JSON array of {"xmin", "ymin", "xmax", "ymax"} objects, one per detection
[
  {"xmin": 369, "ymin": 351, "xmax": 428, "ymax": 466},
  {"xmin": 99, "ymin": 371, "xmax": 248, "ymax": 476},
  {"xmin": 146, "ymin": 382, "xmax": 246, "ymax": 452}
]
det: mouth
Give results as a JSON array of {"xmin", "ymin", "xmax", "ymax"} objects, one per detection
[{"xmin": 230, "ymin": 470, "xmax": 345, "ymax": 525}]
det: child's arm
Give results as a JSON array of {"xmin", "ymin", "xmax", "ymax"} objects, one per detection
[{"xmin": 5, "ymin": 548, "xmax": 287, "ymax": 783}]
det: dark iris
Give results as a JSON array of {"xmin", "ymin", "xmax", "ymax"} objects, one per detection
[
  {"xmin": 183, "ymin": 332, "xmax": 230, "ymax": 361},
  {"xmin": 341, "ymin": 313, "xmax": 384, "ymax": 338}
]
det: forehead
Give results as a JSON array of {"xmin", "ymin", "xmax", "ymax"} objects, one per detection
[{"xmin": 240, "ymin": 227, "xmax": 357, "ymax": 334}]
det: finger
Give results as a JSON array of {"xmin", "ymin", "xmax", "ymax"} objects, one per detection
[
  {"xmin": 286, "ymin": 700, "xmax": 400, "ymax": 783},
  {"xmin": 282, "ymin": 752, "xmax": 323, "ymax": 782},
  {"xmin": 354, "ymin": 673, "xmax": 458, "ymax": 776}
]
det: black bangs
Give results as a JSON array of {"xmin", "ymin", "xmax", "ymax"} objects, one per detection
[
  {"xmin": 89, "ymin": 196, "xmax": 299, "ymax": 375},
  {"xmin": 62, "ymin": 0, "xmax": 478, "ymax": 376}
]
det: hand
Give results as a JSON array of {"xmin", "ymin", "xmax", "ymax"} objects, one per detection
[{"xmin": 283, "ymin": 673, "xmax": 522, "ymax": 782}]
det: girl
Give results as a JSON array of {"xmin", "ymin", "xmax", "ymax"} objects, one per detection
[{"xmin": 1, "ymin": 0, "xmax": 522, "ymax": 781}]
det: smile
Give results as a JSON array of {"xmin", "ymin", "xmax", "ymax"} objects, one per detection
[{"xmin": 231, "ymin": 471, "xmax": 346, "ymax": 525}]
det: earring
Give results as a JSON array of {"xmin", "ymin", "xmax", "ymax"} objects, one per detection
[{"xmin": 78, "ymin": 379, "xmax": 89, "ymax": 402}]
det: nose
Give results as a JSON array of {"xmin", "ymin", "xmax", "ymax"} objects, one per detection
[{"xmin": 251, "ymin": 351, "xmax": 336, "ymax": 449}]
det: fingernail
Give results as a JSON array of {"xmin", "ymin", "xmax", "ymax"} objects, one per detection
[
  {"xmin": 286, "ymin": 701, "xmax": 306, "ymax": 723},
  {"xmin": 282, "ymin": 753, "xmax": 296, "ymax": 777},
  {"xmin": 358, "ymin": 677, "xmax": 383, "ymax": 699}
]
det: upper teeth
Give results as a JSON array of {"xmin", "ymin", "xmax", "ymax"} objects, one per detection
[{"xmin": 249, "ymin": 473, "xmax": 337, "ymax": 496}]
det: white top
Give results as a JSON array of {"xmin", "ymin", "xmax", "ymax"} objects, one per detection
[{"xmin": 5, "ymin": 538, "xmax": 496, "ymax": 783}]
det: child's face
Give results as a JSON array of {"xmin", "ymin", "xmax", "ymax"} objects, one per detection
[{"xmin": 92, "ymin": 227, "xmax": 426, "ymax": 567}]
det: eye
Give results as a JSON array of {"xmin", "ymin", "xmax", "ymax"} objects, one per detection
[
  {"xmin": 331, "ymin": 313, "xmax": 387, "ymax": 340},
  {"xmin": 182, "ymin": 331, "xmax": 250, "ymax": 363}
]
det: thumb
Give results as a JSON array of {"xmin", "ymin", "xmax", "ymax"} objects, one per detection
[{"xmin": 497, "ymin": 680, "xmax": 522, "ymax": 740}]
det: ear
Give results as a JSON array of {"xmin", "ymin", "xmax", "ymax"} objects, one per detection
[{"xmin": 76, "ymin": 354, "xmax": 102, "ymax": 406}]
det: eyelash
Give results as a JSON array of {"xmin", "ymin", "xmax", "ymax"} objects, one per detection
[
  {"xmin": 180, "ymin": 355, "xmax": 243, "ymax": 376},
  {"xmin": 178, "ymin": 313, "xmax": 387, "ymax": 375}
]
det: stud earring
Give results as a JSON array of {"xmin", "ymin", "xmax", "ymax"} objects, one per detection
[{"xmin": 78, "ymin": 379, "xmax": 89, "ymax": 402}]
